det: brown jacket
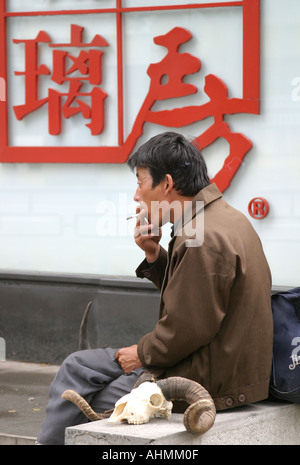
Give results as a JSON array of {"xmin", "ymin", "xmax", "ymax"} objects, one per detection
[{"xmin": 136, "ymin": 183, "xmax": 273, "ymax": 411}]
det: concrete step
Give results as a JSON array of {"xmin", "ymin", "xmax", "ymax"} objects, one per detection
[{"xmin": 65, "ymin": 400, "xmax": 300, "ymax": 445}]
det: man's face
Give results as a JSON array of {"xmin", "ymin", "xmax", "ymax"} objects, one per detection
[{"xmin": 133, "ymin": 167, "xmax": 168, "ymax": 226}]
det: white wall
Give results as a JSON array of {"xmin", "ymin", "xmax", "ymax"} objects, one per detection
[{"xmin": 0, "ymin": 0, "xmax": 299, "ymax": 286}]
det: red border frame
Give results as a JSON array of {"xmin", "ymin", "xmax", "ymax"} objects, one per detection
[{"xmin": 0, "ymin": 0, "xmax": 260, "ymax": 163}]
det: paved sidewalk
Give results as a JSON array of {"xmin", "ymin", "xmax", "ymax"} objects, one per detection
[{"xmin": 0, "ymin": 360, "xmax": 59, "ymax": 445}]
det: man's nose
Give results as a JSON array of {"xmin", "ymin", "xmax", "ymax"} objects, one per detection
[{"xmin": 133, "ymin": 189, "xmax": 140, "ymax": 202}]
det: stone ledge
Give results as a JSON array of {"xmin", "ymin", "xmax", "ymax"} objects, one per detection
[{"xmin": 65, "ymin": 400, "xmax": 300, "ymax": 445}]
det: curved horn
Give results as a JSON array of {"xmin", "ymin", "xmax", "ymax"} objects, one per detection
[
  {"xmin": 61, "ymin": 389, "xmax": 112, "ymax": 421},
  {"xmin": 156, "ymin": 376, "xmax": 216, "ymax": 435},
  {"xmin": 133, "ymin": 369, "xmax": 157, "ymax": 388},
  {"xmin": 79, "ymin": 301, "xmax": 92, "ymax": 350}
]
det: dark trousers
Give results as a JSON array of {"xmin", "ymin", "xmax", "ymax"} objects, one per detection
[{"xmin": 37, "ymin": 347, "xmax": 144, "ymax": 445}]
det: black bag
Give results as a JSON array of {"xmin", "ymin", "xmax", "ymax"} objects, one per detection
[{"xmin": 269, "ymin": 287, "xmax": 300, "ymax": 402}]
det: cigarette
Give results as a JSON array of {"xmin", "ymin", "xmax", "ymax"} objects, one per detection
[{"xmin": 126, "ymin": 213, "xmax": 139, "ymax": 220}]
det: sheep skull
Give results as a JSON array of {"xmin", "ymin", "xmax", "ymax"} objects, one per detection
[{"xmin": 108, "ymin": 381, "xmax": 173, "ymax": 425}]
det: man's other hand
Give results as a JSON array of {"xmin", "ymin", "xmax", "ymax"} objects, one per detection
[{"xmin": 115, "ymin": 345, "xmax": 143, "ymax": 374}]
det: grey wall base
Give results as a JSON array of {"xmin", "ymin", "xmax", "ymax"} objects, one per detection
[
  {"xmin": 0, "ymin": 270, "xmax": 291, "ymax": 365},
  {"xmin": 0, "ymin": 271, "xmax": 159, "ymax": 365}
]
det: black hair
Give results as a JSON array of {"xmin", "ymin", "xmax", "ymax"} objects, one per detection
[{"xmin": 127, "ymin": 132, "xmax": 210, "ymax": 196}]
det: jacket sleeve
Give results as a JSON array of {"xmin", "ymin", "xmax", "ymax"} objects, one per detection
[
  {"xmin": 135, "ymin": 246, "xmax": 168, "ymax": 291},
  {"xmin": 137, "ymin": 241, "xmax": 236, "ymax": 368}
]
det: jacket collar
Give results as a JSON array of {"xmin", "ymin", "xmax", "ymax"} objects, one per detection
[
  {"xmin": 171, "ymin": 183, "xmax": 222, "ymax": 238},
  {"xmin": 193, "ymin": 182, "xmax": 222, "ymax": 207}
]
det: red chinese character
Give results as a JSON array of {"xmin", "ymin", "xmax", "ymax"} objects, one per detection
[
  {"xmin": 13, "ymin": 31, "xmax": 51, "ymax": 119},
  {"xmin": 1, "ymin": 0, "xmax": 260, "ymax": 169},
  {"xmin": 125, "ymin": 27, "xmax": 256, "ymax": 192},
  {"xmin": 147, "ymin": 27, "xmax": 200, "ymax": 100},
  {"xmin": 13, "ymin": 24, "xmax": 109, "ymax": 135}
]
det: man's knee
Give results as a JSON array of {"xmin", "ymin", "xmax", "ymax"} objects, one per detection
[
  {"xmin": 60, "ymin": 347, "xmax": 120, "ymax": 377},
  {"xmin": 59, "ymin": 350, "xmax": 91, "ymax": 377},
  {"xmin": 62, "ymin": 350, "xmax": 83, "ymax": 367}
]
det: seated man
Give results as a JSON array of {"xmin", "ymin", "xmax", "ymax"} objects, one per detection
[{"xmin": 37, "ymin": 131, "xmax": 273, "ymax": 445}]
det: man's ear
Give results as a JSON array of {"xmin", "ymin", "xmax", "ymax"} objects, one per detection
[{"xmin": 165, "ymin": 174, "xmax": 175, "ymax": 195}]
